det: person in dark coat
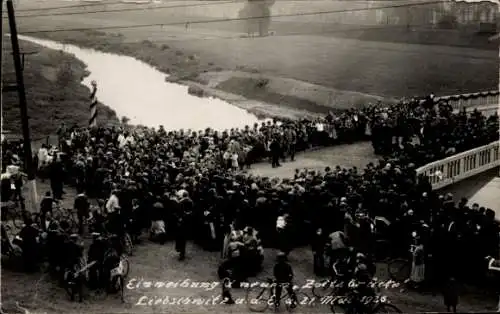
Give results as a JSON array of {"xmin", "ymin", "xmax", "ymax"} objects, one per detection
[
  {"xmin": 270, "ymin": 136, "xmax": 281, "ymax": 168},
  {"xmin": 312, "ymin": 227, "xmax": 326, "ymax": 276},
  {"xmin": 49, "ymin": 157, "xmax": 65, "ymax": 200},
  {"xmin": 40, "ymin": 191, "xmax": 54, "ymax": 231},
  {"xmin": 87, "ymin": 233, "xmax": 107, "ymax": 289},
  {"xmin": 74, "ymin": 191, "xmax": 90, "ymax": 235},
  {"xmin": 19, "ymin": 218, "xmax": 39, "ymax": 272},
  {"xmin": 175, "ymin": 216, "xmax": 187, "ymax": 261},
  {"xmin": 442, "ymin": 277, "xmax": 458, "ymax": 313}
]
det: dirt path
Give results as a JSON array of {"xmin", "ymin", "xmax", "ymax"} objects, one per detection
[
  {"xmin": 249, "ymin": 141, "xmax": 378, "ymax": 178},
  {"xmin": 2, "ymin": 219, "xmax": 497, "ymax": 313}
]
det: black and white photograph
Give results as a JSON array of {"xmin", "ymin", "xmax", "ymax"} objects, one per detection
[{"xmin": 1, "ymin": 0, "xmax": 500, "ymax": 313}]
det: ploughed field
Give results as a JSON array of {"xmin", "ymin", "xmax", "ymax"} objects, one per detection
[{"xmin": 11, "ymin": 0, "xmax": 498, "ymax": 105}]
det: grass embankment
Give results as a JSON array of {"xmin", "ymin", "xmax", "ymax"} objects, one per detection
[
  {"xmin": 2, "ymin": 39, "xmax": 119, "ymax": 140},
  {"xmin": 28, "ymin": 30, "xmax": 382, "ymax": 116},
  {"xmin": 216, "ymin": 77, "xmax": 335, "ymax": 114},
  {"xmin": 32, "ymin": 30, "xmax": 227, "ymax": 85}
]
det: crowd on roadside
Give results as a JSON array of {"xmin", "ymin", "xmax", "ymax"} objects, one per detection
[{"xmin": 1, "ymin": 95, "xmax": 499, "ymax": 291}]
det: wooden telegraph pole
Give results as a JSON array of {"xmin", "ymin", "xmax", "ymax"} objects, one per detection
[
  {"xmin": 5, "ymin": 0, "xmax": 38, "ymax": 212},
  {"xmin": 1, "ymin": 0, "xmax": 4, "ymax": 116}
]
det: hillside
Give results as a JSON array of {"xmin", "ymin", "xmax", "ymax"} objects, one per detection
[{"xmin": 1, "ymin": 39, "xmax": 119, "ymax": 140}]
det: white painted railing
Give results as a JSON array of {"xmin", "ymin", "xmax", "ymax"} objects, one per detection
[
  {"xmin": 435, "ymin": 90, "xmax": 499, "ymax": 112},
  {"xmin": 416, "ymin": 141, "xmax": 500, "ymax": 190}
]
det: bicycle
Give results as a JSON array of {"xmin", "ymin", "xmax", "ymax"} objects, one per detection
[
  {"xmin": 100, "ymin": 223, "xmax": 134, "ymax": 256},
  {"xmin": 387, "ymin": 244, "xmax": 417, "ymax": 283},
  {"xmin": 52, "ymin": 202, "xmax": 79, "ymax": 232},
  {"xmin": 312, "ymin": 277, "xmax": 345, "ymax": 299},
  {"xmin": 94, "ymin": 254, "xmax": 130, "ymax": 302},
  {"xmin": 312, "ymin": 260, "xmax": 352, "ymax": 299},
  {"xmin": 108, "ymin": 255, "xmax": 130, "ymax": 302},
  {"xmin": 64, "ymin": 260, "xmax": 96, "ymax": 302},
  {"xmin": 246, "ymin": 277, "xmax": 309, "ymax": 312}
]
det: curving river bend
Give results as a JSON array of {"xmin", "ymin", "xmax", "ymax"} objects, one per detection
[{"xmin": 19, "ymin": 35, "xmax": 265, "ymax": 131}]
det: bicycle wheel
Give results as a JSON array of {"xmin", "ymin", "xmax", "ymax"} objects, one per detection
[
  {"xmin": 330, "ymin": 299, "xmax": 352, "ymax": 314},
  {"xmin": 63, "ymin": 271, "xmax": 76, "ymax": 300},
  {"xmin": 312, "ymin": 279, "xmax": 336, "ymax": 298},
  {"xmin": 387, "ymin": 259, "xmax": 411, "ymax": 282},
  {"xmin": 121, "ymin": 257, "xmax": 130, "ymax": 278},
  {"xmin": 284, "ymin": 291, "xmax": 310, "ymax": 312},
  {"xmin": 122, "ymin": 233, "xmax": 133, "ymax": 256},
  {"xmin": 246, "ymin": 286, "xmax": 272, "ymax": 312},
  {"xmin": 372, "ymin": 303, "xmax": 402, "ymax": 313},
  {"xmin": 116, "ymin": 275, "xmax": 125, "ymax": 302},
  {"xmin": 330, "ymin": 303, "xmax": 347, "ymax": 314}
]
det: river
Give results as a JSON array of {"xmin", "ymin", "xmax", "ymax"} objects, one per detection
[{"xmin": 18, "ymin": 35, "xmax": 265, "ymax": 131}]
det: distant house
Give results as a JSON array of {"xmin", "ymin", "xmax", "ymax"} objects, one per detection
[
  {"xmin": 451, "ymin": 0, "xmax": 497, "ymax": 32},
  {"xmin": 372, "ymin": 0, "xmax": 497, "ymax": 32}
]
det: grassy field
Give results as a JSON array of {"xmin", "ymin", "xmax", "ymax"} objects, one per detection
[
  {"xmin": 7, "ymin": 0, "xmax": 497, "ymax": 110},
  {"xmin": 12, "ymin": 0, "xmax": 499, "ymax": 50},
  {"xmin": 1, "ymin": 38, "xmax": 119, "ymax": 139}
]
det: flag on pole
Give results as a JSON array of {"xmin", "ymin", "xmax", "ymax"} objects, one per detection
[{"xmin": 89, "ymin": 80, "xmax": 98, "ymax": 128}]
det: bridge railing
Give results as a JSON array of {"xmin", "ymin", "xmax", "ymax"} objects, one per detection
[
  {"xmin": 435, "ymin": 90, "xmax": 499, "ymax": 111},
  {"xmin": 416, "ymin": 141, "xmax": 500, "ymax": 190}
]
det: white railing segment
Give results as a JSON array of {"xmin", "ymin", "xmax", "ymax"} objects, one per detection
[
  {"xmin": 416, "ymin": 141, "xmax": 500, "ymax": 190},
  {"xmin": 435, "ymin": 90, "xmax": 499, "ymax": 111}
]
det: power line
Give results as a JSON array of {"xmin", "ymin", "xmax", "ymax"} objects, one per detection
[
  {"xmin": 8, "ymin": 0, "xmax": 125, "ymax": 12},
  {"xmin": 22, "ymin": 23, "xmax": 496, "ymax": 60},
  {"xmin": 19, "ymin": 0, "xmax": 447, "ymax": 34},
  {"xmin": 8, "ymin": 0, "xmax": 447, "ymax": 13},
  {"xmin": 8, "ymin": 0, "xmax": 448, "ymax": 19},
  {"xmin": 7, "ymin": 0, "xmax": 239, "ymax": 18}
]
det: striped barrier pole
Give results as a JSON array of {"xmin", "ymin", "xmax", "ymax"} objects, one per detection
[{"xmin": 89, "ymin": 80, "xmax": 98, "ymax": 128}]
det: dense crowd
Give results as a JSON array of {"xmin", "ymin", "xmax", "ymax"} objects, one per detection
[{"xmin": 1, "ymin": 96, "xmax": 499, "ymax": 304}]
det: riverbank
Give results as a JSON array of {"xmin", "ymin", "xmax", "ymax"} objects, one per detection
[
  {"xmin": 14, "ymin": 0, "xmax": 497, "ymax": 111},
  {"xmin": 2, "ymin": 39, "xmax": 120, "ymax": 140},
  {"xmin": 27, "ymin": 30, "xmax": 397, "ymax": 119}
]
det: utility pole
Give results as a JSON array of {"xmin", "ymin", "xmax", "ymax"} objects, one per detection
[
  {"xmin": 6, "ymin": 0, "xmax": 38, "ymax": 212},
  {"xmin": 1, "ymin": 0, "xmax": 4, "ymax": 123}
]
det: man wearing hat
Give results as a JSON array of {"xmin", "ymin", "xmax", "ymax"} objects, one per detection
[
  {"xmin": 49, "ymin": 154, "xmax": 65, "ymax": 200},
  {"xmin": 40, "ymin": 191, "xmax": 54, "ymax": 231},
  {"xmin": 15, "ymin": 218, "xmax": 36, "ymax": 273},
  {"xmin": 65, "ymin": 234, "xmax": 84, "ymax": 270},
  {"xmin": 87, "ymin": 232, "xmax": 106, "ymax": 289},
  {"xmin": 273, "ymin": 252, "xmax": 297, "ymax": 309},
  {"xmin": 74, "ymin": 191, "xmax": 90, "ymax": 235},
  {"xmin": 175, "ymin": 215, "xmax": 188, "ymax": 261}
]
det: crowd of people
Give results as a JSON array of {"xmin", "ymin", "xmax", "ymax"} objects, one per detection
[{"xmin": 1, "ymin": 95, "xmax": 499, "ymax": 306}]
